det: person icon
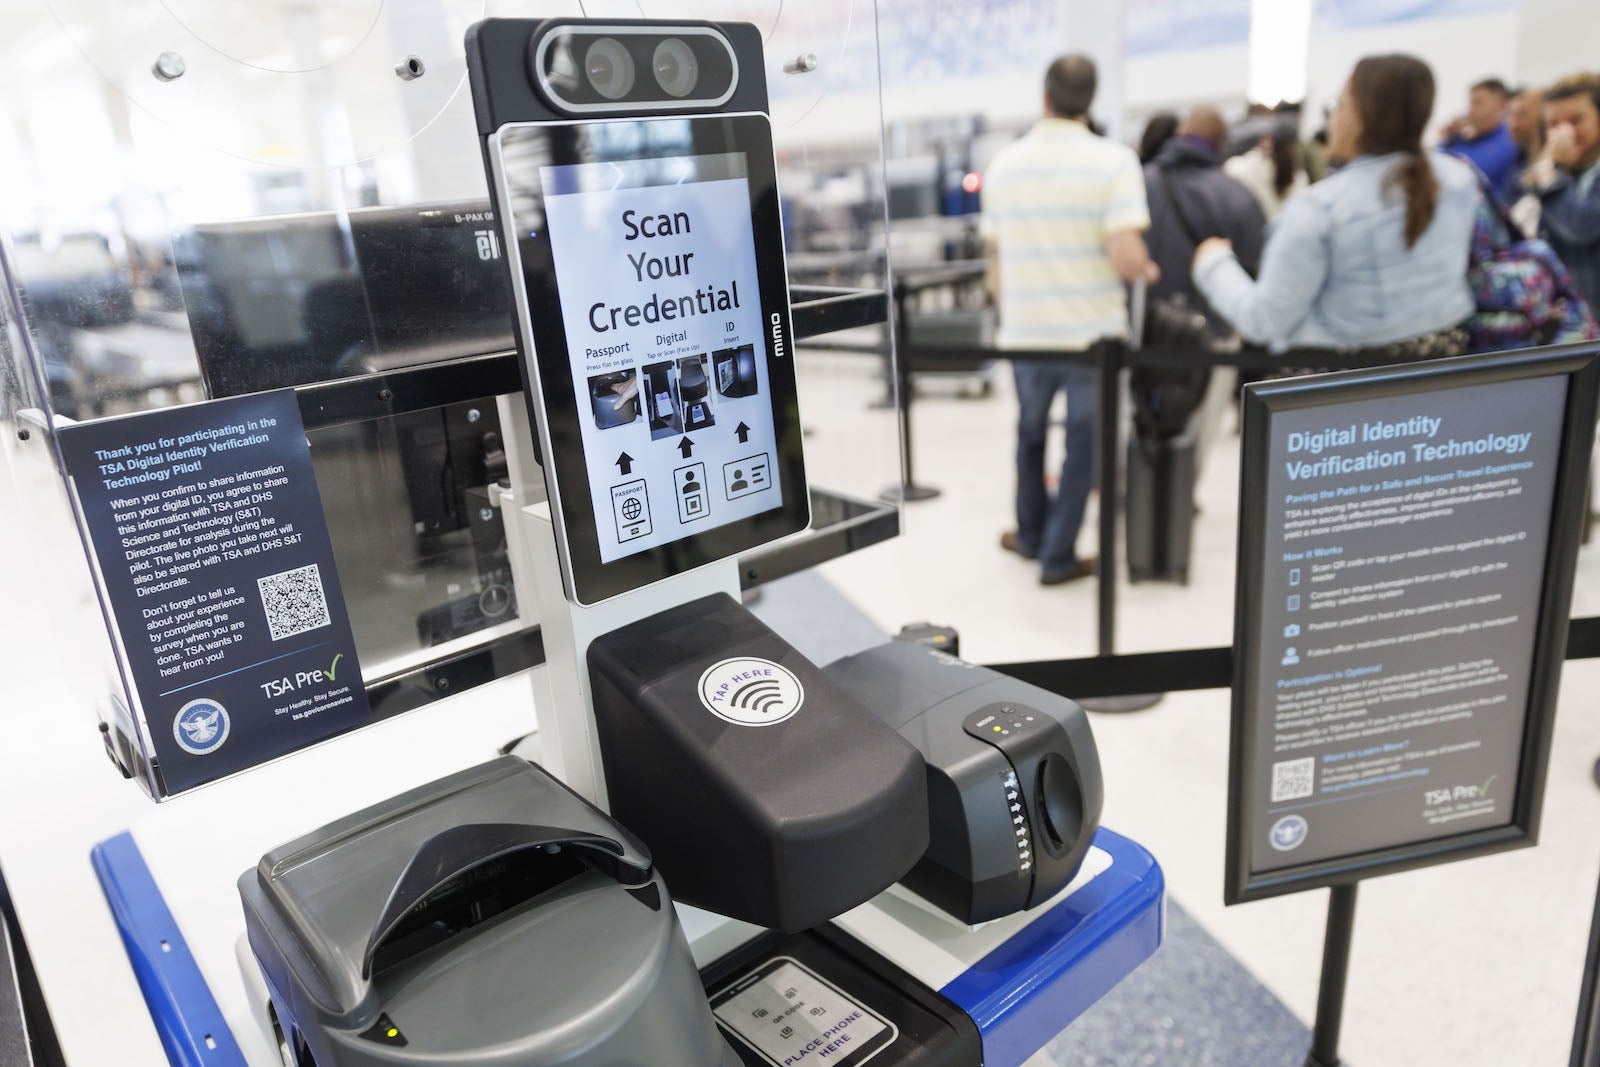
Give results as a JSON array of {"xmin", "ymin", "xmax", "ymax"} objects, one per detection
[
  {"xmin": 729, "ymin": 468, "xmax": 748, "ymax": 494},
  {"xmin": 1281, "ymin": 646, "xmax": 1300, "ymax": 667},
  {"xmin": 679, "ymin": 467, "xmax": 706, "ymax": 518}
]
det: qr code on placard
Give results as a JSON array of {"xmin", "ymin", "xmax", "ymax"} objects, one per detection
[
  {"xmin": 258, "ymin": 564, "xmax": 332, "ymax": 641},
  {"xmin": 1271, "ymin": 757, "xmax": 1316, "ymax": 802}
]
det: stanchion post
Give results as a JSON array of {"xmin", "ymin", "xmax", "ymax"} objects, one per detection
[
  {"xmin": 1079, "ymin": 339, "xmax": 1162, "ymax": 713},
  {"xmin": 882, "ymin": 282, "xmax": 941, "ymax": 502},
  {"xmin": 1570, "ymin": 859, "xmax": 1600, "ymax": 1066},
  {"xmin": 1096, "ymin": 340, "xmax": 1120, "ymax": 654},
  {"xmin": 1306, "ymin": 882, "xmax": 1359, "ymax": 1067}
]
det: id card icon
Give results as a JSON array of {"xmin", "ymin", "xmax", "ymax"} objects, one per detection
[{"xmin": 724, "ymin": 453, "xmax": 772, "ymax": 501}]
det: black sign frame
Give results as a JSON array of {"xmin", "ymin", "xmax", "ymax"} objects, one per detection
[{"xmin": 1226, "ymin": 343, "xmax": 1600, "ymax": 905}]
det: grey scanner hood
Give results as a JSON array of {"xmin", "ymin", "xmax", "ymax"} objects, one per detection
[{"xmin": 238, "ymin": 756, "xmax": 740, "ymax": 1066}]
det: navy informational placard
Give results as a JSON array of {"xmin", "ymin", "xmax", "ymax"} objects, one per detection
[
  {"xmin": 1227, "ymin": 347, "xmax": 1600, "ymax": 904},
  {"xmin": 58, "ymin": 390, "xmax": 369, "ymax": 794}
]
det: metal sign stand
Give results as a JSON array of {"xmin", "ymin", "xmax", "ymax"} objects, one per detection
[
  {"xmin": 1305, "ymin": 883, "xmax": 1359, "ymax": 1067},
  {"xmin": 1571, "ymin": 859, "xmax": 1600, "ymax": 1067}
]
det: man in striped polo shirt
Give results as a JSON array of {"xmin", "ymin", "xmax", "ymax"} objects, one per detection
[{"xmin": 982, "ymin": 54, "xmax": 1157, "ymax": 585}]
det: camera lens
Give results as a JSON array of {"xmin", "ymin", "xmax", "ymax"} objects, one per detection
[
  {"xmin": 652, "ymin": 38, "xmax": 699, "ymax": 98},
  {"xmin": 585, "ymin": 37, "xmax": 635, "ymax": 100}
]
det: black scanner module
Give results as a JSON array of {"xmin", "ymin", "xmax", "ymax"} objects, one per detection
[
  {"xmin": 824, "ymin": 641, "xmax": 1104, "ymax": 925},
  {"xmin": 588, "ymin": 593, "xmax": 929, "ymax": 932}
]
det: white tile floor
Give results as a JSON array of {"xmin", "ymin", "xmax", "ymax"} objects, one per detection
[{"xmin": 806, "ymin": 350, "xmax": 1600, "ymax": 1067}]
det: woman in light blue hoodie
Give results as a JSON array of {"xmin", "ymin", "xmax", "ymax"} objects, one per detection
[{"xmin": 1194, "ymin": 54, "xmax": 1480, "ymax": 350}]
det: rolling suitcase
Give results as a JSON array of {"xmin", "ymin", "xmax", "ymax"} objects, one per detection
[{"xmin": 1125, "ymin": 428, "xmax": 1195, "ymax": 584}]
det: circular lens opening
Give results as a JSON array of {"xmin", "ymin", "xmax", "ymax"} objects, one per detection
[
  {"xmin": 652, "ymin": 38, "xmax": 699, "ymax": 98},
  {"xmin": 585, "ymin": 38, "xmax": 636, "ymax": 100}
]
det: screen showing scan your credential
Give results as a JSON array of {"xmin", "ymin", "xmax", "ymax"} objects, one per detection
[{"xmin": 542, "ymin": 151, "xmax": 783, "ymax": 563}]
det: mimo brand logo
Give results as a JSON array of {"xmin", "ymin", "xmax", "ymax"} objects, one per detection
[
  {"xmin": 698, "ymin": 657, "xmax": 804, "ymax": 727},
  {"xmin": 770, "ymin": 312, "xmax": 785, "ymax": 359}
]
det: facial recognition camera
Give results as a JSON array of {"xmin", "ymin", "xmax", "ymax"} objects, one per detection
[
  {"xmin": 530, "ymin": 25, "xmax": 739, "ymax": 113},
  {"xmin": 466, "ymin": 19, "xmax": 808, "ymax": 605}
]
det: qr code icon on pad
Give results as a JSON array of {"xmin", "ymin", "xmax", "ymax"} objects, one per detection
[
  {"xmin": 258, "ymin": 564, "xmax": 332, "ymax": 641},
  {"xmin": 1271, "ymin": 757, "xmax": 1315, "ymax": 802}
]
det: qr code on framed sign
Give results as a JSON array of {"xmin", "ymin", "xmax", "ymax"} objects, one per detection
[
  {"xmin": 1271, "ymin": 757, "xmax": 1315, "ymax": 802},
  {"xmin": 258, "ymin": 564, "xmax": 332, "ymax": 641}
]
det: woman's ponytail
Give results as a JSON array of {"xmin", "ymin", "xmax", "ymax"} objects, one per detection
[
  {"xmin": 1350, "ymin": 55, "xmax": 1439, "ymax": 249},
  {"xmin": 1387, "ymin": 150, "xmax": 1438, "ymax": 249}
]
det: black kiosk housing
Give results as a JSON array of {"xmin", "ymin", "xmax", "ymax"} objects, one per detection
[{"xmin": 589, "ymin": 594, "xmax": 930, "ymax": 932}]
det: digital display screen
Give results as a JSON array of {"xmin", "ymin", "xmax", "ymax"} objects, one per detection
[
  {"xmin": 541, "ymin": 151, "xmax": 782, "ymax": 563},
  {"xmin": 710, "ymin": 958, "xmax": 896, "ymax": 1067},
  {"xmin": 490, "ymin": 115, "xmax": 808, "ymax": 604}
]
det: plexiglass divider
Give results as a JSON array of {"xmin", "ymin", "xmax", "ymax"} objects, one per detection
[{"xmin": 0, "ymin": 0, "xmax": 903, "ymax": 797}]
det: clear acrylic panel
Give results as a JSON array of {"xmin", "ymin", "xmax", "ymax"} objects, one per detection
[{"xmin": 1, "ymin": 0, "xmax": 900, "ymax": 796}]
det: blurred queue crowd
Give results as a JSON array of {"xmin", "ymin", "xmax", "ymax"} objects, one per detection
[
  {"xmin": 980, "ymin": 53, "xmax": 1600, "ymax": 585},
  {"xmin": 1131, "ymin": 61, "xmax": 1600, "ymax": 353}
]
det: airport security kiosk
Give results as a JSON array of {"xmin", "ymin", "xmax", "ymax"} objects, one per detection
[
  {"xmin": 233, "ymin": 16, "xmax": 942, "ymax": 1066},
  {"xmin": 231, "ymin": 15, "xmax": 1157, "ymax": 1067}
]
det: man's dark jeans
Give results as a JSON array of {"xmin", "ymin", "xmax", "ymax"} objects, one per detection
[{"xmin": 1012, "ymin": 359, "xmax": 1097, "ymax": 578}]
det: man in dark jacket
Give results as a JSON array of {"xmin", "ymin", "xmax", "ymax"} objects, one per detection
[
  {"xmin": 1134, "ymin": 106, "xmax": 1265, "ymax": 454},
  {"xmin": 1143, "ymin": 106, "xmax": 1266, "ymax": 322},
  {"xmin": 1127, "ymin": 108, "xmax": 1267, "ymax": 582}
]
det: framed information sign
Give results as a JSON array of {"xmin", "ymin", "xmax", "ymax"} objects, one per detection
[{"xmin": 1227, "ymin": 345, "xmax": 1600, "ymax": 904}]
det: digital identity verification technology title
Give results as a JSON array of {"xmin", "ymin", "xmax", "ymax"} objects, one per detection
[{"xmin": 1283, "ymin": 415, "xmax": 1534, "ymax": 481}]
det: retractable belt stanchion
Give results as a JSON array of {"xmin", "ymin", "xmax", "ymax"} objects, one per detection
[
  {"xmin": 1078, "ymin": 322, "xmax": 1163, "ymax": 713},
  {"xmin": 883, "ymin": 280, "xmax": 942, "ymax": 502},
  {"xmin": 1571, "ymin": 859, "xmax": 1600, "ymax": 1067}
]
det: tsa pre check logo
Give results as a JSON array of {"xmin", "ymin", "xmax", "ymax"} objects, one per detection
[{"xmin": 173, "ymin": 698, "xmax": 230, "ymax": 756}]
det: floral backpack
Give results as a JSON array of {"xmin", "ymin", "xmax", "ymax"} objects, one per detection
[{"xmin": 1466, "ymin": 168, "xmax": 1599, "ymax": 352}]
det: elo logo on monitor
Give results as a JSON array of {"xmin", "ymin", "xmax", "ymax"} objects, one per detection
[{"xmin": 467, "ymin": 18, "xmax": 810, "ymax": 604}]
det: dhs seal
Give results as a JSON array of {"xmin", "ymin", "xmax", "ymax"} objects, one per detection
[
  {"xmin": 1269, "ymin": 814, "xmax": 1309, "ymax": 852},
  {"xmin": 698, "ymin": 657, "xmax": 805, "ymax": 727},
  {"xmin": 173, "ymin": 698, "xmax": 230, "ymax": 756}
]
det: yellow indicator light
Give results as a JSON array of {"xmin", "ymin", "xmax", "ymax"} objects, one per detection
[
  {"xmin": 993, "ymin": 726, "xmax": 1002, "ymax": 732},
  {"xmin": 386, "ymin": 1029, "xmax": 399, "ymax": 1038}
]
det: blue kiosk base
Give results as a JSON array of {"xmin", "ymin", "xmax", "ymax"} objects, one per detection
[{"xmin": 92, "ymin": 826, "xmax": 1162, "ymax": 1067}]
